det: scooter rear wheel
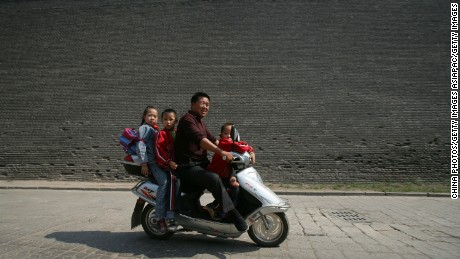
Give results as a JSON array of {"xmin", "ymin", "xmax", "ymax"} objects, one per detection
[
  {"xmin": 141, "ymin": 204, "xmax": 174, "ymax": 240},
  {"xmin": 248, "ymin": 212, "xmax": 289, "ymax": 247}
]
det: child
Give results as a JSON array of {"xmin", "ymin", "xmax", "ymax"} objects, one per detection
[
  {"xmin": 153, "ymin": 109, "xmax": 179, "ymax": 232},
  {"xmin": 206, "ymin": 123, "xmax": 255, "ymax": 217},
  {"xmin": 136, "ymin": 106, "xmax": 160, "ymax": 177},
  {"xmin": 131, "ymin": 106, "xmax": 160, "ymax": 229}
]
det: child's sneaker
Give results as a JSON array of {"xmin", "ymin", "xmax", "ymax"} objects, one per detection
[
  {"xmin": 166, "ymin": 218, "xmax": 178, "ymax": 232},
  {"xmin": 156, "ymin": 219, "xmax": 167, "ymax": 233}
]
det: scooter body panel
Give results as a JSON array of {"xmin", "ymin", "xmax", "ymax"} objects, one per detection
[
  {"xmin": 131, "ymin": 180, "xmax": 158, "ymax": 206},
  {"xmin": 237, "ymin": 167, "xmax": 290, "ymax": 207},
  {"xmin": 174, "ymin": 213, "xmax": 243, "ymax": 238},
  {"xmin": 129, "ymin": 152, "xmax": 290, "ymax": 242}
]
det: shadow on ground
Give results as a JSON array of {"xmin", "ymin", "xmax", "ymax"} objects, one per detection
[{"xmin": 46, "ymin": 230, "xmax": 260, "ymax": 258}]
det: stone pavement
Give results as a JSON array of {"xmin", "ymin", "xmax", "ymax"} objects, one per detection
[{"xmin": 0, "ymin": 182, "xmax": 458, "ymax": 258}]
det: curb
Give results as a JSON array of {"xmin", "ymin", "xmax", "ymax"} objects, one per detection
[
  {"xmin": 0, "ymin": 186, "xmax": 132, "ymax": 192},
  {"xmin": 275, "ymin": 190, "xmax": 450, "ymax": 197}
]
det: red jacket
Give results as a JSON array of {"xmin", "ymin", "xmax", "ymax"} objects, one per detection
[
  {"xmin": 208, "ymin": 138, "xmax": 254, "ymax": 178},
  {"xmin": 154, "ymin": 129, "xmax": 175, "ymax": 170}
]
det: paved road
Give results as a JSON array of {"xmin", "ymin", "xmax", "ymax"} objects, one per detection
[{"xmin": 0, "ymin": 189, "xmax": 459, "ymax": 258}]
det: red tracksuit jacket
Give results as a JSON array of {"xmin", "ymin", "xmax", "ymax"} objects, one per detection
[
  {"xmin": 154, "ymin": 129, "xmax": 175, "ymax": 170},
  {"xmin": 208, "ymin": 138, "xmax": 254, "ymax": 178}
]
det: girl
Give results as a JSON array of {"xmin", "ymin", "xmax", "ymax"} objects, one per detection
[
  {"xmin": 153, "ymin": 109, "xmax": 179, "ymax": 232},
  {"xmin": 134, "ymin": 106, "xmax": 168, "ymax": 231},
  {"xmin": 136, "ymin": 106, "xmax": 160, "ymax": 177}
]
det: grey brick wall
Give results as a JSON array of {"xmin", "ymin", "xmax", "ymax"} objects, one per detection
[{"xmin": 0, "ymin": 0, "xmax": 450, "ymax": 183}]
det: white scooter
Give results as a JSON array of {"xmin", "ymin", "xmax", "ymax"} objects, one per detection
[{"xmin": 124, "ymin": 127, "xmax": 290, "ymax": 247}]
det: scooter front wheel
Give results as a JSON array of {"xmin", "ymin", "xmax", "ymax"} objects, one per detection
[
  {"xmin": 248, "ymin": 212, "xmax": 289, "ymax": 247},
  {"xmin": 141, "ymin": 204, "xmax": 174, "ymax": 240}
]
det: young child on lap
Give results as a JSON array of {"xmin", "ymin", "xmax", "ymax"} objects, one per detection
[{"xmin": 207, "ymin": 123, "xmax": 255, "ymax": 217}]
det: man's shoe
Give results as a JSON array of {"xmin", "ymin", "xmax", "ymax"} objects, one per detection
[
  {"xmin": 166, "ymin": 218, "xmax": 178, "ymax": 232},
  {"xmin": 203, "ymin": 204, "xmax": 223, "ymax": 221},
  {"xmin": 231, "ymin": 209, "xmax": 248, "ymax": 232}
]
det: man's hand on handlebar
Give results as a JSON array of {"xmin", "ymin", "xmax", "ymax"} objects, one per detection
[{"xmin": 220, "ymin": 150, "xmax": 233, "ymax": 162}]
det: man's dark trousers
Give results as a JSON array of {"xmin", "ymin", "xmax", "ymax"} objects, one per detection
[{"xmin": 178, "ymin": 165, "xmax": 234, "ymax": 213}]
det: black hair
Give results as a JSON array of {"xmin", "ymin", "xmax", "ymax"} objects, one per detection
[
  {"xmin": 161, "ymin": 108, "xmax": 177, "ymax": 119},
  {"xmin": 191, "ymin": 92, "xmax": 210, "ymax": 103},
  {"xmin": 140, "ymin": 106, "xmax": 158, "ymax": 125},
  {"xmin": 221, "ymin": 122, "xmax": 234, "ymax": 133}
]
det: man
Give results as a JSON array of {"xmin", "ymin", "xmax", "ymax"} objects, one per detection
[{"xmin": 175, "ymin": 92, "xmax": 248, "ymax": 231}]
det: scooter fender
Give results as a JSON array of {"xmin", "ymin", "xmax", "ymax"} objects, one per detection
[
  {"xmin": 131, "ymin": 180, "xmax": 158, "ymax": 206},
  {"xmin": 246, "ymin": 205, "xmax": 290, "ymax": 225}
]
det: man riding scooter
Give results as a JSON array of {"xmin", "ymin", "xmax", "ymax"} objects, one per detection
[{"xmin": 174, "ymin": 92, "xmax": 248, "ymax": 231}]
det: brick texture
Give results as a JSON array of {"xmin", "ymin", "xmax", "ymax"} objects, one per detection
[{"xmin": 0, "ymin": 0, "xmax": 450, "ymax": 183}]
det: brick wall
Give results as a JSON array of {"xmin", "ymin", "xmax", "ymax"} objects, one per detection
[{"xmin": 0, "ymin": 0, "xmax": 450, "ymax": 183}]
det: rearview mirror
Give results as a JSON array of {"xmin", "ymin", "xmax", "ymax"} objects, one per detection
[{"xmin": 230, "ymin": 125, "xmax": 240, "ymax": 142}]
